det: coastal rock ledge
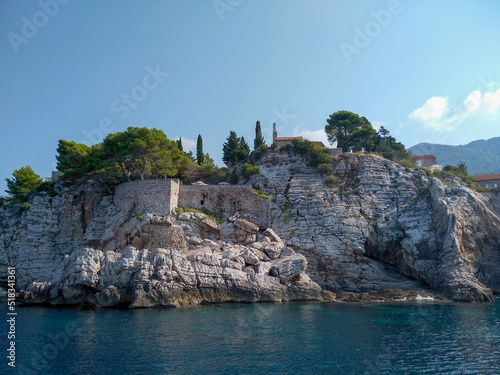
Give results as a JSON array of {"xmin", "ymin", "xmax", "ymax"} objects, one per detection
[
  {"xmin": 0, "ymin": 204, "xmax": 322, "ymax": 308},
  {"xmin": 1, "ymin": 153, "xmax": 499, "ymax": 307}
]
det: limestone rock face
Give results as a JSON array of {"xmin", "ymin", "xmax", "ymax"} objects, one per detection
[
  {"xmin": 250, "ymin": 151, "xmax": 500, "ymax": 302},
  {"xmin": 0, "ymin": 188, "xmax": 321, "ymax": 307}
]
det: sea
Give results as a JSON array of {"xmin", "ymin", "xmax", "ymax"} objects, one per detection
[{"xmin": 2, "ymin": 299, "xmax": 499, "ymax": 375}]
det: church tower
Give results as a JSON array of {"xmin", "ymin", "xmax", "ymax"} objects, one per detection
[{"xmin": 273, "ymin": 122, "xmax": 277, "ymax": 142}]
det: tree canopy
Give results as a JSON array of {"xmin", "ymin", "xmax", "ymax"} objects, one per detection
[
  {"xmin": 325, "ymin": 111, "xmax": 377, "ymax": 152},
  {"xmin": 325, "ymin": 110, "xmax": 415, "ymax": 166},
  {"xmin": 56, "ymin": 127, "xmax": 195, "ymax": 186},
  {"xmin": 5, "ymin": 165, "xmax": 43, "ymax": 203},
  {"xmin": 222, "ymin": 131, "xmax": 250, "ymax": 166}
]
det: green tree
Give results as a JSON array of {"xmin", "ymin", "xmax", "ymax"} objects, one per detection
[
  {"xmin": 56, "ymin": 140, "xmax": 92, "ymax": 184},
  {"xmin": 443, "ymin": 161, "xmax": 468, "ymax": 177},
  {"xmin": 254, "ymin": 121, "xmax": 265, "ymax": 150},
  {"xmin": 5, "ymin": 166, "xmax": 43, "ymax": 202},
  {"xmin": 177, "ymin": 138, "xmax": 184, "ymax": 152},
  {"xmin": 102, "ymin": 127, "xmax": 177, "ymax": 180},
  {"xmin": 222, "ymin": 131, "xmax": 240, "ymax": 166},
  {"xmin": 56, "ymin": 127, "xmax": 196, "ymax": 187},
  {"xmin": 196, "ymin": 134, "xmax": 204, "ymax": 165},
  {"xmin": 237, "ymin": 136, "xmax": 250, "ymax": 161},
  {"xmin": 325, "ymin": 110, "xmax": 376, "ymax": 152},
  {"xmin": 372, "ymin": 127, "xmax": 415, "ymax": 166},
  {"xmin": 222, "ymin": 132, "xmax": 250, "ymax": 166}
]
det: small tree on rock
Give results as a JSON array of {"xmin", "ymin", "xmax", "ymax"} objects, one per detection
[
  {"xmin": 254, "ymin": 121, "xmax": 265, "ymax": 150},
  {"xmin": 5, "ymin": 166, "xmax": 43, "ymax": 203}
]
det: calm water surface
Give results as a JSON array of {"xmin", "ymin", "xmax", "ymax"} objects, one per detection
[{"xmin": 2, "ymin": 300, "xmax": 499, "ymax": 374}]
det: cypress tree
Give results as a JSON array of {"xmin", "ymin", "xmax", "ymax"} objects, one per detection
[
  {"xmin": 196, "ymin": 134, "xmax": 204, "ymax": 165},
  {"xmin": 177, "ymin": 138, "xmax": 184, "ymax": 152},
  {"xmin": 254, "ymin": 120, "xmax": 265, "ymax": 150}
]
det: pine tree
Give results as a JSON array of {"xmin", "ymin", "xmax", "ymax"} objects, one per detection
[
  {"xmin": 222, "ymin": 131, "xmax": 240, "ymax": 166},
  {"xmin": 238, "ymin": 136, "xmax": 250, "ymax": 161},
  {"xmin": 254, "ymin": 120, "xmax": 265, "ymax": 150},
  {"xmin": 5, "ymin": 165, "xmax": 43, "ymax": 203},
  {"xmin": 196, "ymin": 134, "xmax": 204, "ymax": 165},
  {"xmin": 177, "ymin": 138, "xmax": 184, "ymax": 152}
]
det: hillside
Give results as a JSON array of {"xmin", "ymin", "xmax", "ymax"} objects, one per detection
[{"xmin": 409, "ymin": 137, "xmax": 500, "ymax": 175}]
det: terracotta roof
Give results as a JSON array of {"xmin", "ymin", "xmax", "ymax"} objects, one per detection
[
  {"xmin": 473, "ymin": 174, "xmax": 500, "ymax": 181},
  {"xmin": 312, "ymin": 141, "xmax": 326, "ymax": 147},
  {"xmin": 274, "ymin": 136, "xmax": 303, "ymax": 141},
  {"xmin": 412, "ymin": 154, "xmax": 436, "ymax": 160}
]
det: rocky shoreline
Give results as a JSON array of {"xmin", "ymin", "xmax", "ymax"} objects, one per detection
[{"xmin": 1, "ymin": 152, "xmax": 499, "ymax": 307}]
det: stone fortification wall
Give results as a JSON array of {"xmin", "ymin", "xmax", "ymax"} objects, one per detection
[
  {"xmin": 178, "ymin": 184, "xmax": 271, "ymax": 227},
  {"xmin": 114, "ymin": 179, "xmax": 179, "ymax": 215},
  {"xmin": 113, "ymin": 180, "xmax": 270, "ymax": 227}
]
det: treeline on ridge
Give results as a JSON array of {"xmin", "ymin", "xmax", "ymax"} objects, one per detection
[
  {"xmin": 4, "ymin": 111, "xmax": 454, "ymax": 206},
  {"xmin": 56, "ymin": 127, "xmax": 223, "ymax": 189}
]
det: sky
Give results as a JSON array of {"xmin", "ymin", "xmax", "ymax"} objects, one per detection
[{"xmin": 1, "ymin": 0, "xmax": 500, "ymax": 194}]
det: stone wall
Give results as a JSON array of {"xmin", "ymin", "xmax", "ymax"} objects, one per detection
[
  {"xmin": 114, "ymin": 179, "xmax": 179, "ymax": 215},
  {"xmin": 113, "ymin": 179, "xmax": 271, "ymax": 227},
  {"xmin": 178, "ymin": 184, "xmax": 271, "ymax": 227}
]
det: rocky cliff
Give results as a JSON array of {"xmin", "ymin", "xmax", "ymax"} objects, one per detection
[
  {"xmin": 251, "ymin": 151, "xmax": 500, "ymax": 302},
  {"xmin": 1, "ymin": 151, "xmax": 499, "ymax": 307}
]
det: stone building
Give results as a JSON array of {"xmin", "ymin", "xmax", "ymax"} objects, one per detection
[
  {"xmin": 272, "ymin": 123, "xmax": 303, "ymax": 147},
  {"xmin": 412, "ymin": 154, "xmax": 437, "ymax": 168},
  {"xmin": 272, "ymin": 123, "xmax": 331, "ymax": 150},
  {"xmin": 473, "ymin": 174, "xmax": 500, "ymax": 189}
]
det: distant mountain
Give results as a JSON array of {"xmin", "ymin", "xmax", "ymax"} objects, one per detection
[{"xmin": 409, "ymin": 137, "xmax": 500, "ymax": 176}]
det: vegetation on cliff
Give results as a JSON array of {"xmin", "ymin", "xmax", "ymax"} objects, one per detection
[
  {"xmin": 325, "ymin": 110, "xmax": 415, "ymax": 168},
  {"xmin": 4, "ymin": 166, "xmax": 44, "ymax": 204},
  {"xmin": 3, "ymin": 110, "xmax": 464, "ymax": 202},
  {"xmin": 425, "ymin": 162, "xmax": 489, "ymax": 192}
]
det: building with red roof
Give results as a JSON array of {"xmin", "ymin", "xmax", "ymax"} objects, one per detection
[{"xmin": 473, "ymin": 174, "xmax": 500, "ymax": 189}]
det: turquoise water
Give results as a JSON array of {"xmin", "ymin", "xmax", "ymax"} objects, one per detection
[{"xmin": 2, "ymin": 300, "xmax": 499, "ymax": 374}]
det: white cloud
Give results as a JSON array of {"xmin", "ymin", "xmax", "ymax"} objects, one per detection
[
  {"xmin": 408, "ymin": 89, "xmax": 500, "ymax": 133},
  {"xmin": 293, "ymin": 128, "xmax": 331, "ymax": 146},
  {"xmin": 371, "ymin": 121, "xmax": 385, "ymax": 131},
  {"xmin": 174, "ymin": 137, "xmax": 196, "ymax": 150},
  {"xmin": 408, "ymin": 96, "xmax": 449, "ymax": 128},
  {"xmin": 464, "ymin": 90, "xmax": 500, "ymax": 114}
]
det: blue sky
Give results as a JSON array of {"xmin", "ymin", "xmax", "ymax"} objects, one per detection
[{"xmin": 1, "ymin": 0, "xmax": 500, "ymax": 193}]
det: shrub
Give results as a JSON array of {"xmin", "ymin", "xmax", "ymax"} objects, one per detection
[
  {"xmin": 317, "ymin": 163, "xmax": 333, "ymax": 174},
  {"xmin": 252, "ymin": 188, "xmax": 274, "ymax": 201},
  {"xmin": 36, "ymin": 181, "xmax": 57, "ymax": 197},
  {"xmin": 292, "ymin": 139, "xmax": 333, "ymax": 168},
  {"xmin": 397, "ymin": 157, "xmax": 417, "ymax": 170},
  {"xmin": 242, "ymin": 163, "xmax": 260, "ymax": 178},
  {"xmin": 432, "ymin": 162, "xmax": 490, "ymax": 192},
  {"xmin": 324, "ymin": 175, "xmax": 340, "ymax": 187}
]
